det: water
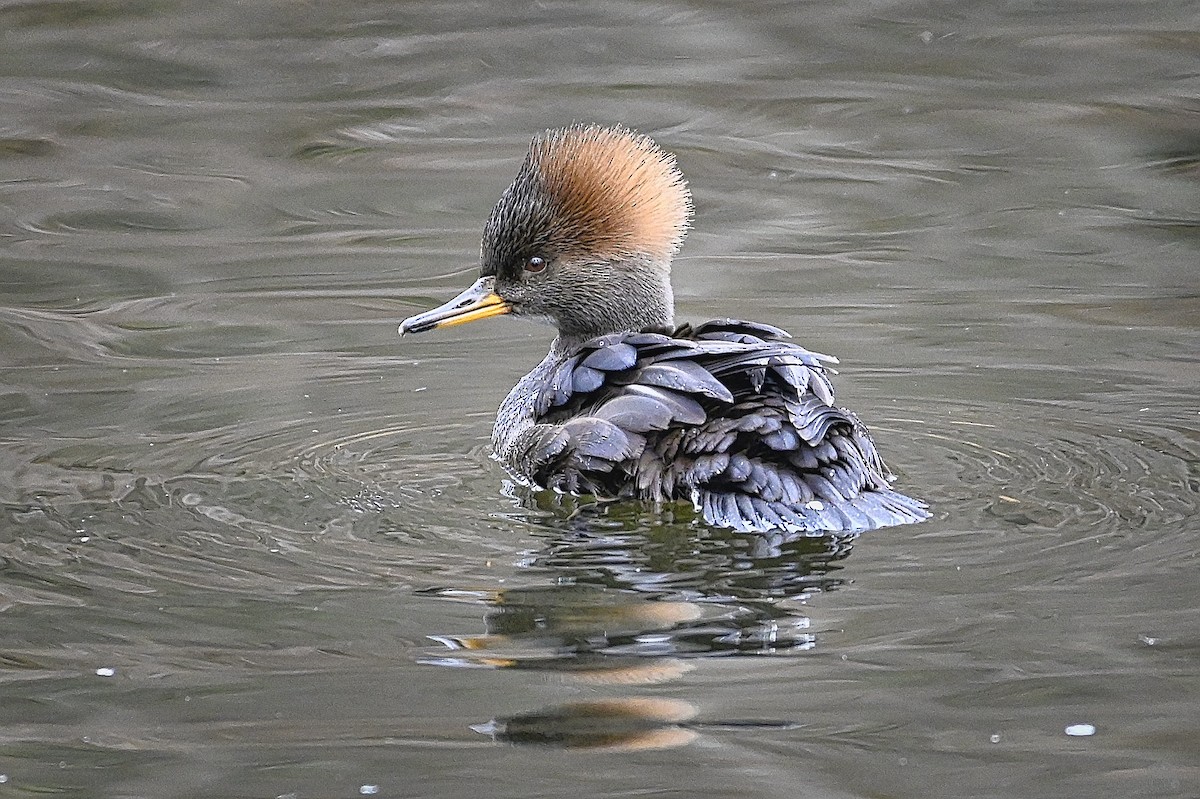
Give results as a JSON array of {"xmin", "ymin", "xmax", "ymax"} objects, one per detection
[{"xmin": 1, "ymin": 1, "xmax": 1197, "ymax": 796}]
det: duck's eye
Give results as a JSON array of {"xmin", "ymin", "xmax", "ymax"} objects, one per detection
[{"xmin": 524, "ymin": 256, "xmax": 547, "ymax": 273}]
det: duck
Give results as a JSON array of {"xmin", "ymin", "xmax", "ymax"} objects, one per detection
[{"xmin": 399, "ymin": 124, "xmax": 929, "ymax": 534}]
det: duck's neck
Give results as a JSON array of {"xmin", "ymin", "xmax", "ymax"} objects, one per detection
[{"xmin": 552, "ymin": 264, "xmax": 675, "ymax": 352}]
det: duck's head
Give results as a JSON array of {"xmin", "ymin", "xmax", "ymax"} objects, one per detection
[{"xmin": 400, "ymin": 124, "xmax": 693, "ymax": 344}]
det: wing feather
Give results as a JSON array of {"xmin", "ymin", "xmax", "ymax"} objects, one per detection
[{"xmin": 524, "ymin": 319, "xmax": 928, "ymax": 533}]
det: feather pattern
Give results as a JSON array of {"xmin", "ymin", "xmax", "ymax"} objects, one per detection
[{"xmin": 494, "ymin": 319, "xmax": 929, "ymax": 533}]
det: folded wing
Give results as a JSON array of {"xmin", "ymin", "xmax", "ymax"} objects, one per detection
[{"xmin": 529, "ymin": 319, "xmax": 929, "ymax": 533}]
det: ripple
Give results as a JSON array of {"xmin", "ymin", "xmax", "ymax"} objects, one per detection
[
  {"xmin": 0, "ymin": 373, "xmax": 510, "ymax": 615},
  {"xmin": 0, "ymin": 0, "xmax": 157, "ymax": 29},
  {"xmin": 906, "ymin": 398, "xmax": 1198, "ymax": 536},
  {"xmin": 0, "ymin": 136, "xmax": 57, "ymax": 157},
  {"xmin": 0, "ymin": 260, "xmax": 175, "ymax": 309},
  {"xmin": 25, "ymin": 209, "xmax": 211, "ymax": 235},
  {"xmin": 292, "ymin": 141, "xmax": 375, "ymax": 162}
]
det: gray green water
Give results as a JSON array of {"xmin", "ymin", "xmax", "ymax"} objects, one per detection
[{"xmin": 1, "ymin": 1, "xmax": 1197, "ymax": 797}]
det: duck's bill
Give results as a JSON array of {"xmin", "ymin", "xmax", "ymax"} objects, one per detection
[{"xmin": 399, "ymin": 277, "xmax": 512, "ymax": 335}]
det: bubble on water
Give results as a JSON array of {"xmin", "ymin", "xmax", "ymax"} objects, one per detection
[
  {"xmin": 359, "ymin": 786, "xmax": 380, "ymax": 796},
  {"xmin": 95, "ymin": 667, "xmax": 116, "ymax": 677},
  {"xmin": 989, "ymin": 733, "xmax": 1001, "ymax": 743},
  {"xmin": 1065, "ymin": 723, "xmax": 1096, "ymax": 737}
]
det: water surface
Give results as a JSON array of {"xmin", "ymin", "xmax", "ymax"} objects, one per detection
[{"xmin": 1, "ymin": 1, "xmax": 1197, "ymax": 797}]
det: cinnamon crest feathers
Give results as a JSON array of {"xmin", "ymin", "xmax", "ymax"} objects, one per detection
[
  {"xmin": 524, "ymin": 124, "xmax": 692, "ymax": 262},
  {"xmin": 480, "ymin": 125, "xmax": 691, "ymax": 284}
]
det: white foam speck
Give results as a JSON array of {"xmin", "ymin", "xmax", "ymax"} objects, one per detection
[{"xmin": 1065, "ymin": 723, "xmax": 1096, "ymax": 737}]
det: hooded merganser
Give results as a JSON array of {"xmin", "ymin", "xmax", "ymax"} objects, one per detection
[{"xmin": 400, "ymin": 124, "xmax": 929, "ymax": 534}]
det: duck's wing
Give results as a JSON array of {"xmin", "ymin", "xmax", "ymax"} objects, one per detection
[{"xmin": 531, "ymin": 320, "xmax": 930, "ymax": 534}]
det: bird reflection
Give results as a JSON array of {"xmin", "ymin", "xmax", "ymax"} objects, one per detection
[
  {"xmin": 425, "ymin": 503, "xmax": 853, "ymax": 665},
  {"xmin": 421, "ymin": 583, "xmax": 701, "ymax": 684},
  {"xmin": 421, "ymin": 501, "xmax": 856, "ymax": 747},
  {"xmin": 472, "ymin": 698, "xmax": 699, "ymax": 752}
]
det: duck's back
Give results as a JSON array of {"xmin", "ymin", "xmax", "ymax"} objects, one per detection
[{"xmin": 501, "ymin": 319, "xmax": 929, "ymax": 534}]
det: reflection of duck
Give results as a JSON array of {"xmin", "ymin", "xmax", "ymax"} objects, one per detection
[
  {"xmin": 422, "ymin": 517, "xmax": 855, "ymax": 749},
  {"xmin": 473, "ymin": 698, "xmax": 698, "ymax": 751},
  {"xmin": 422, "ymin": 518, "xmax": 851, "ymax": 680},
  {"xmin": 421, "ymin": 585, "xmax": 701, "ymax": 684},
  {"xmin": 401, "ymin": 124, "xmax": 928, "ymax": 534}
]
